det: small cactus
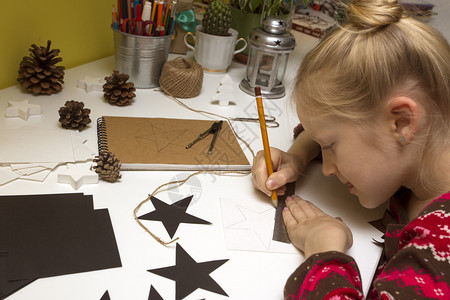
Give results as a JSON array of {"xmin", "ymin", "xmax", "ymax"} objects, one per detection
[{"xmin": 201, "ymin": 0, "xmax": 232, "ymax": 36}]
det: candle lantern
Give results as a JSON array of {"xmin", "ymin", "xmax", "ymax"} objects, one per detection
[{"xmin": 240, "ymin": 17, "xmax": 296, "ymax": 99}]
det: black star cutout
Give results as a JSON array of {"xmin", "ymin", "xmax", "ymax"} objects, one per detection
[
  {"xmin": 254, "ymin": 34, "xmax": 259, "ymax": 41},
  {"xmin": 148, "ymin": 285, "xmax": 163, "ymax": 300},
  {"xmin": 148, "ymin": 244, "xmax": 228, "ymax": 300},
  {"xmin": 278, "ymin": 20, "xmax": 284, "ymax": 26},
  {"xmin": 100, "ymin": 290, "xmax": 110, "ymax": 300},
  {"xmin": 138, "ymin": 196, "xmax": 211, "ymax": 238},
  {"xmin": 274, "ymin": 39, "xmax": 282, "ymax": 46}
]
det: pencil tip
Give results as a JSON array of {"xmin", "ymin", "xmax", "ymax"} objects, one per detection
[{"xmin": 254, "ymin": 86, "xmax": 261, "ymax": 97}]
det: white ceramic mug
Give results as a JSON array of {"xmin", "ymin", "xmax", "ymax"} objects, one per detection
[{"xmin": 184, "ymin": 25, "xmax": 247, "ymax": 73}]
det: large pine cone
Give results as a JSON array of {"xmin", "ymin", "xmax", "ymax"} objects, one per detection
[
  {"xmin": 93, "ymin": 151, "xmax": 122, "ymax": 182},
  {"xmin": 17, "ymin": 40, "xmax": 65, "ymax": 95},
  {"xmin": 103, "ymin": 70, "xmax": 136, "ymax": 106},
  {"xmin": 58, "ymin": 100, "xmax": 91, "ymax": 130}
]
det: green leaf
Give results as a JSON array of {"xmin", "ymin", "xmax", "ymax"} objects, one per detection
[
  {"xmin": 248, "ymin": 0, "xmax": 262, "ymax": 12},
  {"xmin": 238, "ymin": 0, "xmax": 248, "ymax": 10}
]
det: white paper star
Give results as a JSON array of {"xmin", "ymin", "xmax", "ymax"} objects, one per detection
[
  {"xmin": 58, "ymin": 163, "xmax": 98, "ymax": 190},
  {"xmin": 6, "ymin": 100, "xmax": 41, "ymax": 120},
  {"xmin": 77, "ymin": 76, "xmax": 105, "ymax": 93}
]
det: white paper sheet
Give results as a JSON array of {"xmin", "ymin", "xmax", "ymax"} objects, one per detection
[
  {"xmin": 10, "ymin": 162, "xmax": 59, "ymax": 170},
  {"xmin": 220, "ymin": 197, "xmax": 298, "ymax": 253},
  {"xmin": 0, "ymin": 166, "xmax": 21, "ymax": 185},
  {"xmin": 0, "ymin": 127, "xmax": 75, "ymax": 163},
  {"xmin": 19, "ymin": 169, "xmax": 52, "ymax": 182}
]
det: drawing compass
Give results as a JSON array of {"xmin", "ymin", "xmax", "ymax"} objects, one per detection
[{"xmin": 186, "ymin": 120, "xmax": 223, "ymax": 155}]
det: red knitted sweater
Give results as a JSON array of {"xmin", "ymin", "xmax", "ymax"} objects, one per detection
[{"xmin": 284, "ymin": 190, "xmax": 450, "ymax": 299}]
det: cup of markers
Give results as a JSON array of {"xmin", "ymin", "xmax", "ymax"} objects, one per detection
[{"xmin": 111, "ymin": 0, "xmax": 176, "ymax": 88}]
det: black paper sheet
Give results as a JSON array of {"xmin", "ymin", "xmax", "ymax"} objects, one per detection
[{"xmin": 0, "ymin": 193, "xmax": 121, "ymax": 299}]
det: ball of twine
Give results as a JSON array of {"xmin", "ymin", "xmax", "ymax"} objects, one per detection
[{"xmin": 159, "ymin": 57, "xmax": 203, "ymax": 98}]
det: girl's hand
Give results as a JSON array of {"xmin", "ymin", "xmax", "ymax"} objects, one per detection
[
  {"xmin": 252, "ymin": 147, "xmax": 301, "ymax": 197},
  {"xmin": 283, "ymin": 195, "xmax": 353, "ymax": 258}
]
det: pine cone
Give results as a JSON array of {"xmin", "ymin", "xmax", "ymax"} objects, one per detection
[
  {"xmin": 17, "ymin": 40, "xmax": 65, "ymax": 95},
  {"xmin": 103, "ymin": 70, "xmax": 136, "ymax": 106},
  {"xmin": 93, "ymin": 151, "xmax": 122, "ymax": 182},
  {"xmin": 58, "ymin": 100, "xmax": 91, "ymax": 130}
]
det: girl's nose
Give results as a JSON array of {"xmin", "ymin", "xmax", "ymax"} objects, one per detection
[{"xmin": 321, "ymin": 154, "xmax": 337, "ymax": 177}]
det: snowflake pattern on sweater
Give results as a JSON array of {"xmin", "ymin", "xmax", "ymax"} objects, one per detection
[{"xmin": 284, "ymin": 190, "xmax": 450, "ymax": 300}]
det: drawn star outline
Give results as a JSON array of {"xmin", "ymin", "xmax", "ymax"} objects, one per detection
[
  {"xmin": 148, "ymin": 243, "xmax": 228, "ymax": 300},
  {"xmin": 138, "ymin": 195, "xmax": 211, "ymax": 238}
]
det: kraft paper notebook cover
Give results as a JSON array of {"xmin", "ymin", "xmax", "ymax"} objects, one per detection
[{"xmin": 97, "ymin": 116, "xmax": 251, "ymax": 170}]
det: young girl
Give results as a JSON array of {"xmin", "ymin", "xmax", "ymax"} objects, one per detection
[{"xmin": 252, "ymin": 0, "xmax": 450, "ymax": 298}]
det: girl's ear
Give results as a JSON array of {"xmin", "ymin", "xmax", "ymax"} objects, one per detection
[{"xmin": 386, "ymin": 97, "xmax": 419, "ymax": 145}]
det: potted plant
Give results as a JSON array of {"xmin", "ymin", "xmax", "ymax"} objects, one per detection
[
  {"xmin": 230, "ymin": 0, "xmax": 296, "ymax": 58},
  {"xmin": 184, "ymin": 0, "xmax": 247, "ymax": 73}
]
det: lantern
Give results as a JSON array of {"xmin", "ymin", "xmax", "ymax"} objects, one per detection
[{"xmin": 240, "ymin": 17, "xmax": 296, "ymax": 99}]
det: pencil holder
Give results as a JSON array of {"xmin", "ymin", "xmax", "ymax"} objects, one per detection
[{"xmin": 112, "ymin": 27, "xmax": 173, "ymax": 89}]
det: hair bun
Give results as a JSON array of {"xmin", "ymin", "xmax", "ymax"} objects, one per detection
[{"xmin": 346, "ymin": 0, "xmax": 403, "ymax": 31}]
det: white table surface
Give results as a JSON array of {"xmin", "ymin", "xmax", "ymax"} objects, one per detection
[{"xmin": 1, "ymin": 31, "xmax": 385, "ymax": 300}]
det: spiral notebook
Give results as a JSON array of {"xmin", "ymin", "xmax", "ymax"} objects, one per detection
[{"xmin": 97, "ymin": 116, "xmax": 251, "ymax": 170}]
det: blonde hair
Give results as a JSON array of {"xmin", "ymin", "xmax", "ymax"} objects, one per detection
[{"xmin": 294, "ymin": 0, "xmax": 450, "ymax": 194}]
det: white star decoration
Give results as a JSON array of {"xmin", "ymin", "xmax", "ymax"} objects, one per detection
[
  {"xmin": 6, "ymin": 100, "xmax": 41, "ymax": 120},
  {"xmin": 77, "ymin": 76, "xmax": 105, "ymax": 93},
  {"xmin": 58, "ymin": 163, "xmax": 98, "ymax": 190}
]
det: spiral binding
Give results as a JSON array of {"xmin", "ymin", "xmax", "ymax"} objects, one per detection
[{"xmin": 97, "ymin": 116, "xmax": 109, "ymax": 153}]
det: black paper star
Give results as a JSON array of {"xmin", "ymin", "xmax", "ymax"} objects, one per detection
[
  {"xmin": 148, "ymin": 285, "xmax": 163, "ymax": 300},
  {"xmin": 148, "ymin": 244, "xmax": 228, "ymax": 300},
  {"xmin": 100, "ymin": 290, "xmax": 110, "ymax": 300},
  {"xmin": 138, "ymin": 196, "xmax": 211, "ymax": 238}
]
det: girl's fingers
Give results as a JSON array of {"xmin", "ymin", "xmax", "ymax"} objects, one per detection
[
  {"xmin": 285, "ymin": 196, "xmax": 307, "ymax": 219},
  {"xmin": 285, "ymin": 195, "xmax": 328, "ymax": 219},
  {"xmin": 282, "ymin": 207, "xmax": 297, "ymax": 228},
  {"xmin": 307, "ymin": 201, "xmax": 327, "ymax": 216},
  {"xmin": 297, "ymin": 199, "xmax": 317, "ymax": 218}
]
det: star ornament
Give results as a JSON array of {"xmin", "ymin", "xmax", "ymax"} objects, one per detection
[
  {"xmin": 57, "ymin": 163, "xmax": 98, "ymax": 190},
  {"xmin": 77, "ymin": 76, "xmax": 105, "ymax": 93},
  {"xmin": 138, "ymin": 195, "xmax": 211, "ymax": 238},
  {"xmin": 148, "ymin": 243, "xmax": 228, "ymax": 300},
  {"xmin": 6, "ymin": 100, "xmax": 41, "ymax": 120}
]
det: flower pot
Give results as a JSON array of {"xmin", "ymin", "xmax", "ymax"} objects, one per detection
[
  {"xmin": 184, "ymin": 25, "xmax": 247, "ymax": 73},
  {"xmin": 230, "ymin": 7, "xmax": 263, "ymax": 57}
]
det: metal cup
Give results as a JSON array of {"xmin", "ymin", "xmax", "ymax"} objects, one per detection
[{"xmin": 112, "ymin": 27, "xmax": 172, "ymax": 88}]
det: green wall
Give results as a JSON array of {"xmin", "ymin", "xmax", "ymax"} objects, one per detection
[{"xmin": 0, "ymin": 0, "xmax": 115, "ymax": 89}]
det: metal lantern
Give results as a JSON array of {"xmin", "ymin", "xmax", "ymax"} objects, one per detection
[{"xmin": 240, "ymin": 17, "xmax": 296, "ymax": 99}]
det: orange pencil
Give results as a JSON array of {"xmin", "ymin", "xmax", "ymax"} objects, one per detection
[
  {"xmin": 149, "ymin": 0, "xmax": 157, "ymax": 34},
  {"xmin": 156, "ymin": 1, "xmax": 164, "ymax": 27},
  {"xmin": 255, "ymin": 86, "xmax": 278, "ymax": 207}
]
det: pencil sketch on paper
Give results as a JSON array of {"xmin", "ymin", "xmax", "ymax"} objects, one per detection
[
  {"xmin": 135, "ymin": 124, "xmax": 188, "ymax": 153},
  {"xmin": 220, "ymin": 197, "xmax": 297, "ymax": 254}
]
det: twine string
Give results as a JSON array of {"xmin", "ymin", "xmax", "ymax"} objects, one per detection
[
  {"xmin": 133, "ymin": 170, "xmax": 251, "ymax": 245},
  {"xmin": 133, "ymin": 96, "xmax": 257, "ymax": 245},
  {"xmin": 159, "ymin": 57, "xmax": 203, "ymax": 98}
]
